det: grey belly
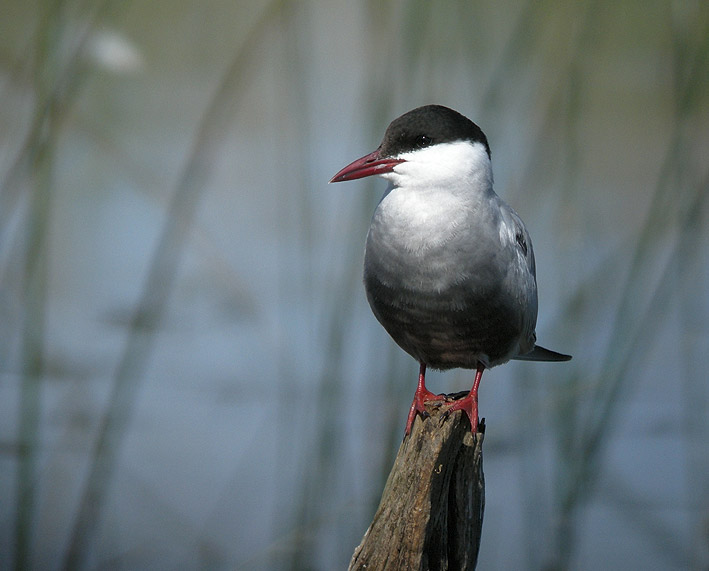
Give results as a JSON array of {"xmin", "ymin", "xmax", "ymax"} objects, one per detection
[{"xmin": 364, "ymin": 271, "xmax": 521, "ymax": 370}]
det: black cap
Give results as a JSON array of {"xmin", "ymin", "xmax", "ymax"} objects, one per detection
[{"xmin": 379, "ymin": 105, "xmax": 490, "ymax": 159}]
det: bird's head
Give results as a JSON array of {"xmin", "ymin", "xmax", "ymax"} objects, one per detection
[{"xmin": 330, "ymin": 105, "xmax": 492, "ymax": 194}]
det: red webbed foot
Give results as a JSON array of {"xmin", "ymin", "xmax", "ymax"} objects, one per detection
[
  {"xmin": 443, "ymin": 364, "xmax": 485, "ymax": 434},
  {"xmin": 404, "ymin": 363, "xmax": 444, "ymax": 435}
]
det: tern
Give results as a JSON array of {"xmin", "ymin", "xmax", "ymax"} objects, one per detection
[{"xmin": 331, "ymin": 105, "xmax": 571, "ymax": 435}]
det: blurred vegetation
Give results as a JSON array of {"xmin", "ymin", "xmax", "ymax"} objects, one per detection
[{"xmin": 1, "ymin": 1, "xmax": 707, "ymax": 570}]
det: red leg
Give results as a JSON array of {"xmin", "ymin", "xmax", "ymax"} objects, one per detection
[
  {"xmin": 404, "ymin": 362, "xmax": 444, "ymax": 435},
  {"xmin": 445, "ymin": 363, "xmax": 485, "ymax": 433}
]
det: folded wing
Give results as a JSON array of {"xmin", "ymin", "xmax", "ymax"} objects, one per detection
[{"xmin": 514, "ymin": 344, "xmax": 572, "ymax": 362}]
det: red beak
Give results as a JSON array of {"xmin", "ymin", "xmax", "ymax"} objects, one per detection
[{"xmin": 330, "ymin": 149, "xmax": 405, "ymax": 183}]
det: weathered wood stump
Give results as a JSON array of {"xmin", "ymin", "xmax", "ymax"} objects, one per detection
[{"xmin": 349, "ymin": 395, "xmax": 485, "ymax": 570}]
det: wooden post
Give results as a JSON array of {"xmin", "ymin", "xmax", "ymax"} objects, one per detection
[{"xmin": 349, "ymin": 396, "xmax": 485, "ymax": 570}]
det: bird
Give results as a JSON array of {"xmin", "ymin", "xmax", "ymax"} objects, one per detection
[{"xmin": 330, "ymin": 104, "xmax": 571, "ymax": 436}]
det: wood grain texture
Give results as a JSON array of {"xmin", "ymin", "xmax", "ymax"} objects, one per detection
[{"xmin": 349, "ymin": 397, "xmax": 485, "ymax": 570}]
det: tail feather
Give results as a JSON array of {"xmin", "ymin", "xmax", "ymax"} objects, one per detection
[{"xmin": 514, "ymin": 344, "xmax": 572, "ymax": 362}]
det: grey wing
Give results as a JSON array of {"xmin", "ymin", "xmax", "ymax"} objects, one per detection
[
  {"xmin": 514, "ymin": 344, "xmax": 572, "ymax": 361},
  {"xmin": 505, "ymin": 207, "xmax": 538, "ymax": 356},
  {"xmin": 509, "ymin": 208, "xmax": 536, "ymax": 279},
  {"xmin": 506, "ymin": 209, "xmax": 573, "ymax": 362}
]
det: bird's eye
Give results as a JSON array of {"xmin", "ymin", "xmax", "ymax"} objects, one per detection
[{"xmin": 416, "ymin": 135, "xmax": 432, "ymax": 148}]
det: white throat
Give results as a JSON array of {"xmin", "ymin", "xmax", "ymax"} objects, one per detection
[
  {"xmin": 380, "ymin": 140, "xmax": 493, "ymax": 199},
  {"xmin": 371, "ymin": 140, "xmax": 495, "ymax": 254}
]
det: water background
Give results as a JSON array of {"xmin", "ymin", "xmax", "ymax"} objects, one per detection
[{"xmin": 1, "ymin": 1, "xmax": 708, "ymax": 569}]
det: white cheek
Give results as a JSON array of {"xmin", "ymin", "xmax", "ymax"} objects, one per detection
[{"xmin": 383, "ymin": 140, "xmax": 492, "ymax": 193}]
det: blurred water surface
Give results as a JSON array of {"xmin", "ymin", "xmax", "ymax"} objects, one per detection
[{"xmin": 1, "ymin": 1, "xmax": 708, "ymax": 569}]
